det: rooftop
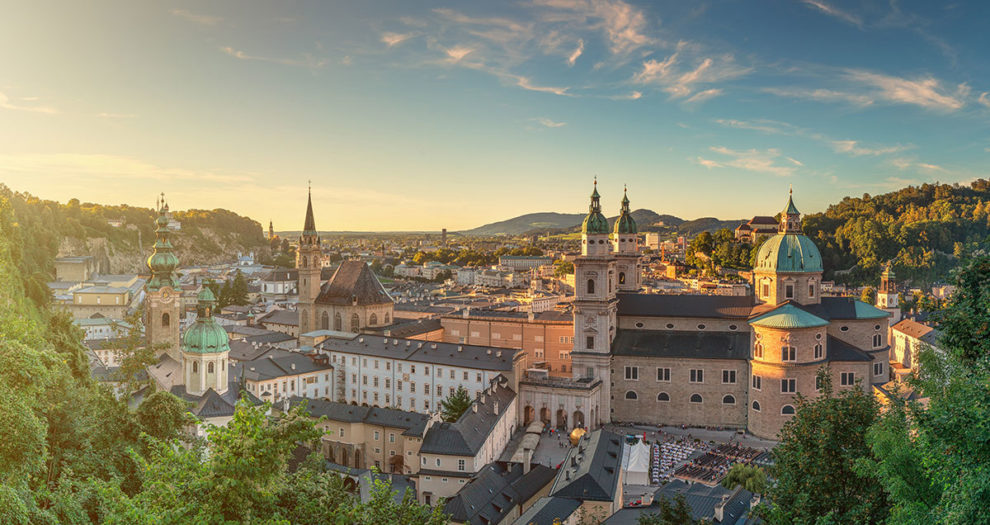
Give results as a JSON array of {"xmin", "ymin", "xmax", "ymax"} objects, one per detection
[
  {"xmin": 549, "ymin": 429, "xmax": 623, "ymax": 502},
  {"xmin": 420, "ymin": 377, "xmax": 516, "ymax": 457}
]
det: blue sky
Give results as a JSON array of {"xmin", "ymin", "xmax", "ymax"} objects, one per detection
[{"xmin": 0, "ymin": 0, "xmax": 988, "ymax": 231}]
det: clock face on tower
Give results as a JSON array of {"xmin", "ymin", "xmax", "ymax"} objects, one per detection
[{"xmin": 161, "ymin": 288, "xmax": 173, "ymax": 304}]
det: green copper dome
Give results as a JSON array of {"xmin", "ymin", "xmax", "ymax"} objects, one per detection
[
  {"xmin": 182, "ymin": 288, "xmax": 229, "ymax": 354},
  {"xmin": 755, "ymin": 233, "xmax": 823, "ymax": 273},
  {"xmin": 750, "ymin": 303, "xmax": 829, "ymax": 329},
  {"xmin": 582, "ymin": 181, "xmax": 609, "ymax": 234},
  {"xmin": 614, "ymin": 189, "xmax": 637, "ymax": 234}
]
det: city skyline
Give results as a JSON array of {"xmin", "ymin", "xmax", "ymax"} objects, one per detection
[{"xmin": 2, "ymin": 1, "xmax": 989, "ymax": 230}]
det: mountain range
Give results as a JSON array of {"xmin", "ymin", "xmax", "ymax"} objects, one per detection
[{"xmin": 461, "ymin": 209, "xmax": 743, "ymax": 237}]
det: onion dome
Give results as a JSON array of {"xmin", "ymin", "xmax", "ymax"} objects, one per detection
[
  {"xmin": 755, "ymin": 192, "xmax": 823, "ymax": 273},
  {"xmin": 147, "ymin": 194, "xmax": 179, "ymax": 291},
  {"xmin": 581, "ymin": 179, "xmax": 609, "ymax": 234},
  {"xmin": 182, "ymin": 288, "xmax": 229, "ymax": 354},
  {"xmin": 614, "ymin": 186, "xmax": 637, "ymax": 234}
]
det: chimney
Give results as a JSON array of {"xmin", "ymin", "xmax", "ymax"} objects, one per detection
[
  {"xmin": 291, "ymin": 363, "xmax": 296, "ymax": 370},
  {"xmin": 493, "ymin": 401, "xmax": 499, "ymax": 414},
  {"xmin": 523, "ymin": 449, "xmax": 532, "ymax": 474}
]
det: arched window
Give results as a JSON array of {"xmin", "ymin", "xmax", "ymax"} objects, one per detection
[
  {"xmin": 162, "ymin": 313, "xmax": 170, "ymax": 327},
  {"xmin": 690, "ymin": 394, "xmax": 703, "ymax": 403},
  {"xmin": 208, "ymin": 362, "xmax": 214, "ymax": 374},
  {"xmin": 350, "ymin": 313, "xmax": 360, "ymax": 332},
  {"xmin": 192, "ymin": 361, "xmax": 198, "ymax": 374},
  {"xmin": 873, "ymin": 334, "xmax": 882, "ymax": 347},
  {"xmin": 781, "ymin": 405, "xmax": 795, "ymax": 415},
  {"xmin": 618, "ymin": 272, "xmax": 626, "ymax": 285},
  {"xmin": 754, "ymin": 342, "xmax": 764, "ymax": 359},
  {"xmin": 625, "ymin": 391, "xmax": 638, "ymax": 400},
  {"xmin": 370, "ymin": 313, "xmax": 378, "ymax": 325},
  {"xmin": 752, "ymin": 401, "xmax": 761, "ymax": 411},
  {"xmin": 334, "ymin": 312, "xmax": 342, "ymax": 331},
  {"xmin": 321, "ymin": 311, "xmax": 329, "ymax": 330},
  {"xmin": 302, "ymin": 256, "xmax": 308, "ymax": 268},
  {"xmin": 587, "ymin": 279, "xmax": 595, "ymax": 294},
  {"xmin": 814, "ymin": 343, "xmax": 823, "ymax": 359},
  {"xmin": 722, "ymin": 395, "xmax": 735, "ymax": 405},
  {"xmin": 657, "ymin": 392, "xmax": 669, "ymax": 401},
  {"xmin": 384, "ymin": 313, "xmax": 390, "ymax": 324}
]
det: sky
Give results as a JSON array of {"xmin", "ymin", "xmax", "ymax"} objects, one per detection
[{"xmin": 1, "ymin": 1, "xmax": 989, "ymax": 231}]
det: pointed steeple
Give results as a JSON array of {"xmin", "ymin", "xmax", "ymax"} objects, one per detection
[
  {"xmin": 147, "ymin": 193, "xmax": 179, "ymax": 291},
  {"xmin": 780, "ymin": 187, "xmax": 802, "ymax": 234},
  {"xmin": 582, "ymin": 178, "xmax": 608, "ymax": 234},
  {"xmin": 614, "ymin": 185, "xmax": 637, "ymax": 234},
  {"xmin": 303, "ymin": 183, "xmax": 317, "ymax": 235}
]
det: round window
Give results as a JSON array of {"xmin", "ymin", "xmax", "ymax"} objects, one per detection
[
  {"xmin": 635, "ymin": 322, "xmax": 644, "ymax": 328},
  {"xmin": 816, "ymin": 333, "xmax": 823, "ymax": 340},
  {"xmin": 698, "ymin": 324, "xmax": 706, "ymax": 330},
  {"xmin": 729, "ymin": 324, "xmax": 738, "ymax": 330},
  {"xmin": 666, "ymin": 323, "xmax": 674, "ymax": 329},
  {"xmin": 840, "ymin": 326, "xmax": 849, "ymax": 332},
  {"xmin": 875, "ymin": 324, "xmax": 881, "ymax": 330}
]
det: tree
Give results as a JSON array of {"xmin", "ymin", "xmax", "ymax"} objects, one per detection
[
  {"xmin": 553, "ymin": 260, "xmax": 574, "ymax": 277},
  {"xmin": 229, "ymin": 270, "xmax": 249, "ymax": 306},
  {"xmin": 933, "ymin": 256, "xmax": 990, "ymax": 364},
  {"xmin": 760, "ymin": 368, "xmax": 889, "ymax": 524},
  {"xmin": 441, "ymin": 386, "xmax": 473, "ymax": 422},
  {"xmin": 135, "ymin": 391, "xmax": 193, "ymax": 443},
  {"xmin": 721, "ymin": 463, "xmax": 767, "ymax": 494},
  {"xmin": 861, "ymin": 286, "xmax": 877, "ymax": 305},
  {"xmin": 112, "ymin": 306, "xmax": 163, "ymax": 393},
  {"xmin": 218, "ymin": 279, "xmax": 233, "ymax": 308}
]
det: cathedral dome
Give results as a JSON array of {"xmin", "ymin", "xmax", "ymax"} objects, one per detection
[
  {"xmin": 614, "ymin": 191, "xmax": 637, "ymax": 234},
  {"xmin": 182, "ymin": 288, "xmax": 230, "ymax": 354},
  {"xmin": 755, "ymin": 233, "xmax": 823, "ymax": 273},
  {"xmin": 582, "ymin": 182, "xmax": 609, "ymax": 234}
]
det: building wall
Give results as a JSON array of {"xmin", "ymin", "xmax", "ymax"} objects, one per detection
[
  {"xmin": 243, "ymin": 370, "xmax": 333, "ymax": 402},
  {"xmin": 146, "ymin": 286, "xmax": 182, "ymax": 361},
  {"xmin": 610, "ymin": 357, "xmax": 748, "ymax": 428},
  {"xmin": 442, "ymin": 317, "xmax": 574, "ymax": 377},
  {"xmin": 317, "ymin": 418, "xmax": 420, "ymax": 473},
  {"xmin": 617, "ymin": 316, "xmax": 749, "ymax": 333},
  {"xmin": 315, "ymin": 303, "xmax": 394, "ymax": 333},
  {"xmin": 753, "ymin": 271, "xmax": 820, "ymax": 306}
]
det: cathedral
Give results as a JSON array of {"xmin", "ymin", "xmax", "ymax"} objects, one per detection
[{"xmin": 523, "ymin": 183, "xmax": 891, "ymax": 440}]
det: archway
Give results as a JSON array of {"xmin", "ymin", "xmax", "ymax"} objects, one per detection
[
  {"xmin": 524, "ymin": 405, "xmax": 535, "ymax": 426},
  {"xmin": 573, "ymin": 410, "xmax": 585, "ymax": 428},
  {"xmin": 540, "ymin": 407, "xmax": 550, "ymax": 425},
  {"xmin": 556, "ymin": 409, "xmax": 568, "ymax": 429}
]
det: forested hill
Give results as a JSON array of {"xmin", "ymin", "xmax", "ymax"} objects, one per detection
[
  {"xmin": 802, "ymin": 179, "xmax": 990, "ymax": 286},
  {"xmin": 1, "ymin": 185, "xmax": 268, "ymax": 283}
]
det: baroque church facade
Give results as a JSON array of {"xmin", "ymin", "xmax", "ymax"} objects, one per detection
[{"xmin": 519, "ymin": 184, "xmax": 891, "ymax": 440}]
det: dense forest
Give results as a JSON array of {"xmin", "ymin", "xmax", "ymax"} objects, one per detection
[
  {"xmin": 803, "ymin": 180, "xmax": 990, "ymax": 286},
  {"xmin": 0, "ymin": 190, "xmax": 444, "ymax": 522},
  {"xmin": 0, "ymin": 184, "xmax": 268, "ymax": 277}
]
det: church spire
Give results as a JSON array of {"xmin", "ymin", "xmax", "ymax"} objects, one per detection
[
  {"xmin": 303, "ymin": 182, "xmax": 317, "ymax": 235},
  {"xmin": 147, "ymin": 193, "xmax": 179, "ymax": 291},
  {"xmin": 582, "ymin": 178, "xmax": 608, "ymax": 234},
  {"xmin": 614, "ymin": 185, "xmax": 637, "ymax": 234},
  {"xmin": 780, "ymin": 187, "xmax": 802, "ymax": 234}
]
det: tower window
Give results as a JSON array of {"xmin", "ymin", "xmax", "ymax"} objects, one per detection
[
  {"xmin": 762, "ymin": 283, "xmax": 770, "ymax": 298},
  {"xmin": 587, "ymin": 279, "xmax": 595, "ymax": 294},
  {"xmin": 192, "ymin": 361, "xmax": 198, "ymax": 373},
  {"xmin": 162, "ymin": 313, "xmax": 170, "ymax": 328},
  {"xmin": 873, "ymin": 334, "xmax": 882, "ymax": 347},
  {"xmin": 809, "ymin": 284, "xmax": 815, "ymax": 297},
  {"xmin": 208, "ymin": 362, "xmax": 214, "ymax": 374},
  {"xmin": 586, "ymin": 336, "xmax": 594, "ymax": 350},
  {"xmin": 814, "ymin": 343, "xmax": 823, "ymax": 359},
  {"xmin": 781, "ymin": 378, "xmax": 796, "ymax": 393},
  {"xmin": 619, "ymin": 272, "xmax": 626, "ymax": 285},
  {"xmin": 782, "ymin": 346, "xmax": 796, "ymax": 361},
  {"xmin": 785, "ymin": 284, "xmax": 794, "ymax": 299}
]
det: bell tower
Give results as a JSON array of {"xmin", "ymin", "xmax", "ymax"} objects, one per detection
[
  {"xmin": 612, "ymin": 186, "xmax": 640, "ymax": 292},
  {"xmin": 145, "ymin": 193, "xmax": 182, "ymax": 362},
  {"xmin": 571, "ymin": 179, "xmax": 617, "ymax": 427},
  {"xmin": 297, "ymin": 184, "xmax": 322, "ymax": 334},
  {"xmin": 876, "ymin": 262, "xmax": 901, "ymax": 323}
]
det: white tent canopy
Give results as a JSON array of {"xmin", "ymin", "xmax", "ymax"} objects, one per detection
[{"xmin": 621, "ymin": 440, "xmax": 651, "ymax": 485}]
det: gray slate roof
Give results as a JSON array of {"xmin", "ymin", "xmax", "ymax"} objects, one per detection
[
  {"xmin": 512, "ymin": 497, "xmax": 581, "ymax": 525},
  {"xmin": 444, "ymin": 462, "xmax": 556, "ymax": 525},
  {"xmin": 611, "ymin": 329, "xmax": 751, "ymax": 360},
  {"xmin": 289, "ymin": 397, "xmax": 429, "ymax": 435},
  {"xmin": 257, "ymin": 309, "xmax": 299, "ymax": 327},
  {"xmin": 549, "ymin": 430, "xmax": 623, "ymax": 502},
  {"xmin": 318, "ymin": 334, "xmax": 516, "ymax": 371},
  {"xmin": 230, "ymin": 349, "xmax": 331, "ymax": 382},
  {"xmin": 420, "ymin": 378, "xmax": 516, "ymax": 456},
  {"xmin": 604, "ymin": 480, "xmax": 752, "ymax": 525},
  {"xmin": 617, "ymin": 293, "xmax": 756, "ymax": 319},
  {"xmin": 827, "ymin": 335, "xmax": 875, "ymax": 362}
]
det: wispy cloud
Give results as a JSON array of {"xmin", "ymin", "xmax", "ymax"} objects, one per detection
[
  {"xmin": 0, "ymin": 153, "xmax": 252, "ymax": 183},
  {"xmin": 0, "ymin": 92, "xmax": 57, "ymax": 115},
  {"xmin": 715, "ymin": 119, "xmax": 792, "ymax": 134},
  {"xmin": 531, "ymin": 0, "xmax": 652, "ymax": 56},
  {"xmin": 702, "ymin": 146, "xmax": 797, "ymax": 177},
  {"xmin": 890, "ymin": 157, "xmax": 947, "ymax": 174},
  {"xmin": 685, "ymin": 88, "xmax": 723, "ymax": 104},
  {"xmin": 978, "ymin": 92, "xmax": 990, "ymax": 108},
  {"xmin": 535, "ymin": 117, "xmax": 567, "ymax": 128},
  {"xmin": 762, "ymin": 87, "xmax": 874, "ymax": 107},
  {"xmin": 845, "ymin": 70, "xmax": 968, "ymax": 110},
  {"xmin": 800, "ymin": 0, "xmax": 862, "ymax": 28},
  {"xmin": 444, "ymin": 46, "xmax": 474, "ymax": 63},
  {"xmin": 170, "ymin": 9, "xmax": 222, "ymax": 26},
  {"xmin": 567, "ymin": 39, "xmax": 584, "ymax": 66},
  {"xmin": 382, "ymin": 32, "xmax": 416, "ymax": 47},
  {"xmin": 221, "ymin": 46, "xmax": 328, "ymax": 69},
  {"xmin": 831, "ymin": 140, "xmax": 909, "ymax": 156}
]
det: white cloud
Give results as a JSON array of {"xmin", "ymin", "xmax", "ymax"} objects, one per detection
[
  {"xmin": 685, "ymin": 88, "xmax": 723, "ymax": 104},
  {"xmin": 532, "ymin": 0, "xmax": 652, "ymax": 55},
  {"xmin": 536, "ymin": 117, "xmax": 567, "ymax": 128},
  {"xmin": 567, "ymin": 39, "xmax": 584, "ymax": 66},
  {"xmin": 444, "ymin": 46, "xmax": 474, "ymax": 63},
  {"xmin": 786, "ymin": 157, "xmax": 804, "ymax": 166},
  {"xmin": 844, "ymin": 70, "xmax": 968, "ymax": 110},
  {"xmin": 706, "ymin": 146, "xmax": 797, "ymax": 177},
  {"xmin": 0, "ymin": 92, "xmax": 57, "ymax": 114},
  {"xmin": 800, "ymin": 0, "xmax": 862, "ymax": 27},
  {"xmin": 382, "ymin": 32, "xmax": 415, "ymax": 47},
  {"xmin": 514, "ymin": 75, "xmax": 570, "ymax": 96},
  {"xmin": 831, "ymin": 140, "xmax": 909, "ymax": 156},
  {"xmin": 608, "ymin": 91, "xmax": 642, "ymax": 100},
  {"xmin": 634, "ymin": 49, "xmax": 750, "ymax": 100},
  {"xmin": 632, "ymin": 52, "xmax": 679, "ymax": 84},
  {"xmin": 763, "ymin": 87, "xmax": 874, "ymax": 107},
  {"xmin": 221, "ymin": 46, "xmax": 327, "ymax": 69},
  {"xmin": 979, "ymin": 92, "xmax": 990, "ymax": 108},
  {"xmin": 715, "ymin": 119, "xmax": 792, "ymax": 134},
  {"xmin": 170, "ymin": 9, "xmax": 222, "ymax": 26},
  {"xmin": 696, "ymin": 157, "xmax": 723, "ymax": 168}
]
